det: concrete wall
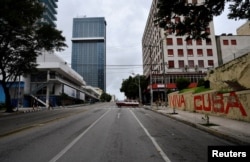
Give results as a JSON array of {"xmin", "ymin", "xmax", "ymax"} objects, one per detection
[
  {"xmin": 168, "ymin": 90, "xmax": 250, "ymax": 122},
  {"xmin": 237, "ymin": 21, "xmax": 250, "ymax": 35},
  {"xmin": 207, "ymin": 53, "xmax": 250, "ymax": 91}
]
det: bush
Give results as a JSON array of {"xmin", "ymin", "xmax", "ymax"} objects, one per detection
[{"xmin": 176, "ymin": 78, "xmax": 190, "ymax": 91}]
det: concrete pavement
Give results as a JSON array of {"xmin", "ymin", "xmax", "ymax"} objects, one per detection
[
  {"xmin": 146, "ymin": 106, "xmax": 250, "ymax": 145},
  {"xmin": 1, "ymin": 105, "xmax": 250, "ymax": 145}
]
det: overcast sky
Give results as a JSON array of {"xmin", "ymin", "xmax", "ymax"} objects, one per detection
[{"xmin": 56, "ymin": 0, "xmax": 246, "ymax": 100}]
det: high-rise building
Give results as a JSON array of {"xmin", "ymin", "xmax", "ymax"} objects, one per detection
[
  {"xmin": 142, "ymin": 0, "xmax": 218, "ymax": 104},
  {"xmin": 71, "ymin": 17, "xmax": 106, "ymax": 91},
  {"xmin": 39, "ymin": 0, "xmax": 58, "ymax": 27}
]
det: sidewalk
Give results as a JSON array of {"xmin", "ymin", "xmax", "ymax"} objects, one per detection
[
  {"xmin": 0, "ymin": 104, "xmax": 89, "ymax": 116},
  {"xmin": 146, "ymin": 106, "xmax": 250, "ymax": 145}
]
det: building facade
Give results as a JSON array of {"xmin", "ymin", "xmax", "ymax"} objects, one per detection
[
  {"xmin": 142, "ymin": 0, "xmax": 218, "ymax": 104},
  {"xmin": 0, "ymin": 0, "xmax": 60, "ymax": 106},
  {"xmin": 71, "ymin": 17, "xmax": 107, "ymax": 91},
  {"xmin": 216, "ymin": 35, "xmax": 250, "ymax": 65},
  {"xmin": 39, "ymin": 0, "xmax": 58, "ymax": 27},
  {"xmin": 1, "ymin": 1, "xmax": 101, "ymax": 107}
]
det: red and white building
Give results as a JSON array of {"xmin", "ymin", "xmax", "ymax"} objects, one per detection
[{"xmin": 142, "ymin": 0, "xmax": 218, "ymax": 103}]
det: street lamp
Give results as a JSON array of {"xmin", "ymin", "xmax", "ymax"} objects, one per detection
[
  {"xmin": 132, "ymin": 73, "xmax": 142, "ymax": 106},
  {"xmin": 160, "ymin": 37, "xmax": 168, "ymax": 107}
]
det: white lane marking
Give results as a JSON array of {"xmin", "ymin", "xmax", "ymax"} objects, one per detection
[
  {"xmin": 117, "ymin": 112, "xmax": 121, "ymax": 119},
  {"xmin": 129, "ymin": 109, "xmax": 171, "ymax": 162},
  {"xmin": 49, "ymin": 109, "xmax": 111, "ymax": 162}
]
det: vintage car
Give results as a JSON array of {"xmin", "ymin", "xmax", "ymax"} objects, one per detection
[{"xmin": 116, "ymin": 100, "xmax": 139, "ymax": 108}]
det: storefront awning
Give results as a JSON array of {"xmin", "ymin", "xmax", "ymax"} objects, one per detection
[{"xmin": 147, "ymin": 82, "xmax": 197, "ymax": 90}]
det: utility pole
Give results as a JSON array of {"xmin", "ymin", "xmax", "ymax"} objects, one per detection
[
  {"xmin": 132, "ymin": 73, "xmax": 142, "ymax": 107},
  {"xmin": 138, "ymin": 75, "xmax": 142, "ymax": 106},
  {"xmin": 161, "ymin": 36, "xmax": 168, "ymax": 107},
  {"xmin": 149, "ymin": 45, "xmax": 153, "ymax": 109},
  {"xmin": 143, "ymin": 44, "xmax": 158, "ymax": 109}
]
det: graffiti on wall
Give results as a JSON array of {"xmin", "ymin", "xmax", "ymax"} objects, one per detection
[
  {"xmin": 169, "ymin": 94, "xmax": 186, "ymax": 108},
  {"xmin": 194, "ymin": 92, "xmax": 247, "ymax": 116}
]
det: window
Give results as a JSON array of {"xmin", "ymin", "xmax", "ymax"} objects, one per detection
[
  {"xmin": 231, "ymin": 39, "xmax": 237, "ymax": 45},
  {"xmin": 186, "ymin": 39, "xmax": 192, "ymax": 45},
  {"xmin": 196, "ymin": 38, "xmax": 202, "ymax": 45},
  {"xmin": 178, "ymin": 49, "xmax": 184, "ymax": 56},
  {"xmin": 207, "ymin": 49, "xmax": 213, "ymax": 56},
  {"xmin": 208, "ymin": 60, "xmax": 214, "ymax": 66},
  {"xmin": 188, "ymin": 60, "xmax": 194, "ymax": 68},
  {"xmin": 223, "ymin": 40, "xmax": 229, "ymax": 45},
  {"xmin": 166, "ymin": 38, "xmax": 173, "ymax": 45},
  {"xmin": 197, "ymin": 49, "xmax": 203, "ymax": 56},
  {"xmin": 177, "ymin": 38, "xmax": 183, "ymax": 45},
  {"xmin": 168, "ymin": 49, "xmax": 174, "ymax": 56},
  {"xmin": 206, "ymin": 39, "xmax": 212, "ymax": 45},
  {"xmin": 168, "ymin": 60, "xmax": 175, "ymax": 68},
  {"xmin": 178, "ymin": 60, "xmax": 185, "ymax": 68},
  {"xmin": 187, "ymin": 49, "xmax": 193, "ymax": 56},
  {"xmin": 198, "ymin": 60, "xmax": 204, "ymax": 67},
  {"xmin": 205, "ymin": 27, "xmax": 210, "ymax": 34}
]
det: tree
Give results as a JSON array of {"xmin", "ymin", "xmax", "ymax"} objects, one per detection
[
  {"xmin": 120, "ymin": 75, "xmax": 147, "ymax": 100},
  {"xmin": 0, "ymin": 0, "xmax": 67, "ymax": 112},
  {"xmin": 100, "ymin": 92, "xmax": 112, "ymax": 102},
  {"xmin": 176, "ymin": 78, "xmax": 190, "ymax": 91},
  {"xmin": 154, "ymin": 0, "xmax": 250, "ymax": 40}
]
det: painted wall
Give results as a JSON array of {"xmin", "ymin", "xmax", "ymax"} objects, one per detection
[
  {"xmin": 207, "ymin": 53, "xmax": 250, "ymax": 91},
  {"xmin": 168, "ymin": 90, "xmax": 250, "ymax": 122}
]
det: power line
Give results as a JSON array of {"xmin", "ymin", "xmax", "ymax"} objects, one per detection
[{"xmin": 69, "ymin": 63, "xmax": 161, "ymax": 66}]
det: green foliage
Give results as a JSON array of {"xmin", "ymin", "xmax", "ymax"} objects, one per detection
[
  {"xmin": 0, "ymin": 0, "xmax": 67, "ymax": 112},
  {"xmin": 193, "ymin": 86, "xmax": 211, "ymax": 94},
  {"xmin": 100, "ymin": 92, "xmax": 112, "ymax": 102},
  {"xmin": 179, "ymin": 88, "xmax": 195, "ymax": 94},
  {"xmin": 155, "ymin": 0, "xmax": 250, "ymax": 40},
  {"xmin": 176, "ymin": 78, "xmax": 190, "ymax": 91},
  {"xmin": 197, "ymin": 78, "xmax": 205, "ymax": 87},
  {"xmin": 197, "ymin": 78, "xmax": 210, "ymax": 88},
  {"xmin": 120, "ymin": 75, "xmax": 147, "ymax": 99}
]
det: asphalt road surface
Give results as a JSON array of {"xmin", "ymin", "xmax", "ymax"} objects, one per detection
[{"xmin": 0, "ymin": 103, "xmax": 234, "ymax": 162}]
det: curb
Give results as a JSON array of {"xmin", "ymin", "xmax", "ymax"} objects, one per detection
[
  {"xmin": 144, "ymin": 107, "xmax": 250, "ymax": 145},
  {"xmin": 22, "ymin": 109, "xmax": 43, "ymax": 113}
]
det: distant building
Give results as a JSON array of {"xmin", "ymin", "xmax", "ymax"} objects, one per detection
[
  {"xmin": 71, "ymin": 17, "xmax": 107, "ymax": 92},
  {"xmin": 237, "ymin": 21, "xmax": 250, "ymax": 35},
  {"xmin": 216, "ymin": 35, "xmax": 250, "ymax": 65},
  {"xmin": 39, "ymin": 0, "xmax": 58, "ymax": 27}
]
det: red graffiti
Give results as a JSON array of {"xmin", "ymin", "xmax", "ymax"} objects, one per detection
[
  {"xmin": 194, "ymin": 92, "xmax": 247, "ymax": 116},
  {"xmin": 169, "ymin": 94, "xmax": 185, "ymax": 108}
]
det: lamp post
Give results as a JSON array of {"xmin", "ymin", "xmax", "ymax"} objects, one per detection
[
  {"xmin": 132, "ymin": 73, "xmax": 142, "ymax": 106},
  {"xmin": 160, "ymin": 37, "xmax": 168, "ymax": 107}
]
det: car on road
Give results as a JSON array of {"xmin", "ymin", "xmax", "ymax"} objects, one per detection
[{"xmin": 116, "ymin": 100, "xmax": 139, "ymax": 108}]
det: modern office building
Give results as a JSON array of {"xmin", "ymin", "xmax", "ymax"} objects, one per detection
[
  {"xmin": 39, "ymin": 0, "xmax": 58, "ymax": 27},
  {"xmin": 71, "ymin": 17, "xmax": 107, "ymax": 91},
  {"xmin": 1, "ymin": 1, "xmax": 101, "ymax": 107},
  {"xmin": 0, "ymin": 0, "xmax": 60, "ymax": 106}
]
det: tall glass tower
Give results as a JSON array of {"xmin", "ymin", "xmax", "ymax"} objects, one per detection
[
  {"xmin": 39, "ymin": 0, "xmax": 58, "ymax": 27},
  {"xmin": 71, "ymin": 17, "xmax": 106, "ymax": 91}
]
